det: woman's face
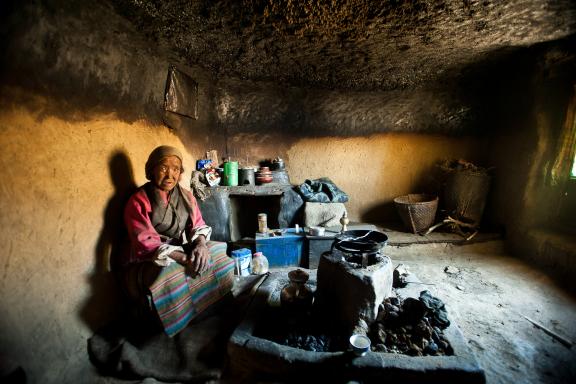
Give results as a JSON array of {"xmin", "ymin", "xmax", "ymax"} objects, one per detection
[{"xmin": 152, "ymin": 156, "xmax": 182, "ymax": 192}]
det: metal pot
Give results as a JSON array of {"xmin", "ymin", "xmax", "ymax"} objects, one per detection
[{"xmin": 239, "ymin": 168, "xmax": 255, "ymax": 186}]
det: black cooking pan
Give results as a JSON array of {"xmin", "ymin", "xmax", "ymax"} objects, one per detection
[{"xmin": 332, "ymin": 230, "xmax": 388, "ymax": 254}]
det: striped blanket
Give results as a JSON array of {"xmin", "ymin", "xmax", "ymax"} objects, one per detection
[{"xmin": 149, "ymin": 241, "xmax": 235, "ymax": 337}]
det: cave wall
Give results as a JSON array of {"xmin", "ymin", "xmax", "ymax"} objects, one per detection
[{"xmin": 487, "ymin": 41, "xmax": 576, "ymax": 287}]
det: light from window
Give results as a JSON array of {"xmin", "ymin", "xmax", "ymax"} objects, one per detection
[{"xmin": 572, "ymin": 151, "xmax": 576, "ymax": 178}]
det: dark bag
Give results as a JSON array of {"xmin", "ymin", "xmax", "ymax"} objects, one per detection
[{"xmin": 298, "ymin": 178, "xmax": 349, "ymax": 203}]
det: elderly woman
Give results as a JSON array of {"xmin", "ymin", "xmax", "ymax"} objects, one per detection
[{"xmin": 122, "ymin": 145, "xmax": 234, "ymax": 337}]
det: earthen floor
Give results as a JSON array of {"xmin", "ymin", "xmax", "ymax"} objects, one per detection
[{"xmin": 88, "ymin": 237, "xmax": 576, "ymax": 384}]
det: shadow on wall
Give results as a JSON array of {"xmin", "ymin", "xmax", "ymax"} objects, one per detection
[
  {"xmin": 80, "ymin": 151, "xmax": 137, "ymax": 331},
  {"xmin": 360, "ymin": 163, "xmax": 445, "ymax": 225},
  {"xmin": 361, "ymin": 201, "xmax": 397, "ymax": 224}
]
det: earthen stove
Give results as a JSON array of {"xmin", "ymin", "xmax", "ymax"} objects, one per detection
[{"xmin": 227, "ymin": 232, "xmax": 485, "ymax": 383}]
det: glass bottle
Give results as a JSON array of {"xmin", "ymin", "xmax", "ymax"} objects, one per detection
[
  {"xmin": 280, "ymin": 269, "xmax": 314, "ymax": 312},
  {"xmin": 258, "ymin": 213, "xmax": 268, "ymax": 234}
]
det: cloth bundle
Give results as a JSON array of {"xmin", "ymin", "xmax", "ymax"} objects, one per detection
[{"xmin": 297, "ymin": 178, "xmax": 349, "ymax": 203}]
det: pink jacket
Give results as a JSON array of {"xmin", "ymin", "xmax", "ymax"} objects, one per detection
[{"xmin": 123, "ymin": 187, "xmax": 207, "ymax": 264}]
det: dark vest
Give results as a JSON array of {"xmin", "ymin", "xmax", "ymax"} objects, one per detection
[{"xmin": 144, "ymin": 182, "xmax": 192, "ymax": 243}]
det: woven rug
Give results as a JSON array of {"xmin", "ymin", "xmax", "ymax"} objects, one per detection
[{"xmin": 88, "ymin": 274, "xmax": 266, "ymax": 382}]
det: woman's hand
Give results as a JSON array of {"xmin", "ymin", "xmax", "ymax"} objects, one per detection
[
  {"xmin": 170, "ymin": 250, "xmax": 190, "ymax": 266},
  {"xmin": 190, "ymin": 236, "xmax": 210, "ymax": 274}
]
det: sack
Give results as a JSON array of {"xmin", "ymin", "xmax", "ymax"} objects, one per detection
[{"xmin": 298, "ymin": 178, "xmax": 349, "ymax": 203}]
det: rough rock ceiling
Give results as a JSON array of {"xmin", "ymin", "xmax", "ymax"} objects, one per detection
[{"xmin": 110, "ymin": 1, "xmax": 576, "ymax": 90}]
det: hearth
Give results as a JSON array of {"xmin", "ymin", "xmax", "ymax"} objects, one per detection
[
  {"xmin": 228, "ymin": 231, "xmax": 485, "ymax": 383},
  {"xmin": 228, "ymin": 272, "xmax": 485, "ymax": 383}
]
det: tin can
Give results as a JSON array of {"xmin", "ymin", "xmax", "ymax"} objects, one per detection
[
  {"xmin": 223, "ymin": 161, "xmax": 238, "ymax": 186},
  {"xmin": 258, "ymin": 213, "xmax": 268, "ymax": 234}
]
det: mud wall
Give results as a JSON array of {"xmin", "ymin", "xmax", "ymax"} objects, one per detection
[
  {"xmin": 211, "ymin": 77, "xmax": 486, "ymax": 221},
  {"xmin": 0, "ymin": 2, "xmax": 216, "ymax": 382}
]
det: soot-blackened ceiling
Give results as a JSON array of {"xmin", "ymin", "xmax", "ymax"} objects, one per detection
[{"xmin": 110, "ymin": 0, "xmax": 576, "ymax": 90}]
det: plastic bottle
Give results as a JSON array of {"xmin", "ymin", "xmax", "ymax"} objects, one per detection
[{"xmin": 251, "ymin": 252, "xmax": 269, "ymax": 275}]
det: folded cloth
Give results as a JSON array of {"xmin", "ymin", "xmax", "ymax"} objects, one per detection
[
  {"xmin": 298, "ymin": 178, "xmax": 349, "ymax": 203},
  {"xmin": 190, "ymin": 170, "xmax": 210, "ymax": 201},
  {"xmin": 150, "ymin": 241, "xmax": 234, "ymax": 337}
]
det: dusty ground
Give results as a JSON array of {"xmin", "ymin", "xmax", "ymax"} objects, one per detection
[
  {"xmin": 386, "ymin": 240, "xmax": 576, "ymax": 384},
  {"xmin": 84, "ymin": 239, "xmax": 576, "ymax": 384}
]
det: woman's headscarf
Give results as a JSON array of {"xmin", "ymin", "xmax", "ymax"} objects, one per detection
[
  {"xmin": 145, "ymin": 145, "xmax": 184, "ymax": 180},
  {"xmin": 143, "ymin": 145, "xmax": 196, "ymax": 229}
]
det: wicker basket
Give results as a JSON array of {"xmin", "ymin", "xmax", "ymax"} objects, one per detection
[
  {"xmin": 443, "ymin": 170, "xmax": 491, "ymax": 227},
  {"xmin": 393, "ymin": 194, "xmax": 439, "ymax": 234}
]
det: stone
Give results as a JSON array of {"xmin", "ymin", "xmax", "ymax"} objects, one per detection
[
  {"xmin": 376, "ymin": 303, "xmax": 386, "ymax": 322},
  {"xmin": 444, "ymin": 265, "xmax": 460, "ymax": 275},
  {"xmin": 385, "ymin": 303, "xmax": 400, "ymax": 313},
  {"xmin": 388, "ymin": 297, "xmax": 400, "ymax": 306},
  {"xmin": 352, "ymin": 319, "xmax": 369, "ymax": 336},
  {"xmin": 385, "ymin": 311, "xmax": 401, "ymax": 327},
  {"xmin": 432, "ymin": 329, "xmax": 441, "ymax": 343},
  {"xmin": 374, "ymin": 343, "xmax": 387, "ymax": 352},
  {"xmin": 415, "ymin": 320, "xmax": 433, "ymax": 339},
  {"xmin": 401, "ymin": 297, "xmax": 427, "ymax": 323},
  {"xmin": 419, "ymin": 290, "xmax": 451, "ymax": 329},
  {"xmin": 393, "ymin": 263, "xmax": 410, "ymax": 288},
  {"xmin": 385, "ymin": 333, "xmax": 398, "ymax": 347},
  {"xmin": 424, "ymin": 340, "xmax": 439, "ymax": 355},
  {"xmin": 408, "ymin": 343, "xmax": 423, "ymax": 356},
  {"xmin": 376, "ymin": 328, "xmax": 387, "ymax": 344}
]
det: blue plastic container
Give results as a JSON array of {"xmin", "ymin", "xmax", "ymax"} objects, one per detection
[
  {"xmin": 231, "ymin": 248, "xmax": 252, "ymax": 276},
  {"xmin": 255, "ymin": 229, "xmax": 304, "ymax": 267}
]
